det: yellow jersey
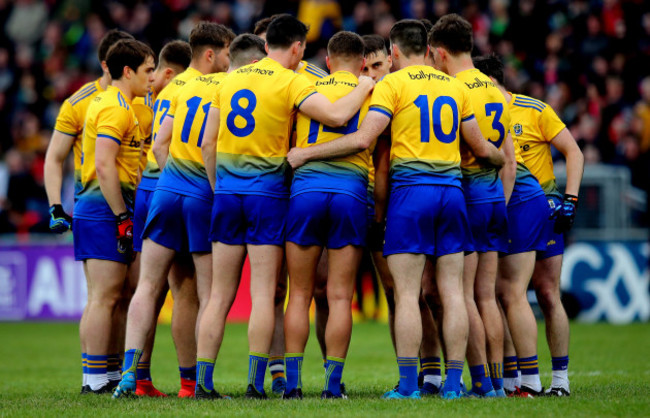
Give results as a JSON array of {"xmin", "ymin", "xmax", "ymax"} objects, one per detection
[
  {"xmin": 293, "ymin": 71, "xmax": 371, "ymax": 202},
  {"xmin": 212, "ymin": 57, "xmax": 316, "ymax": 197},
  {"xmin": 456, "ymin": 68, "xmax": 510, "ymax": 203},
  {"xmin": 509, "ymin": 93, "xmax": 566, "ymax": 200},
  {"xmin": 156, "ymin": 72, "xmax": 227, "ymax": 201},
  {"xmin": 140, "ymin": 67, "xmax": 203, "ymax": 190},
  {"xmin": 369, "ymin": 65, "xmax": 474, "ymax": 189},
  {"xmin": 53, "ymin": 78, "xmax": 105, "ymax": 194},
  {"xmin": 76, "ymin": 85, "xmax": 142, "ymax": 220},
  {"xmin": 132, "ymin": 88, "xmax": 156, "ymax": 175},
  {"xmin": 296, "ymin": 60, "xmax": 329, "ymax": 82}
]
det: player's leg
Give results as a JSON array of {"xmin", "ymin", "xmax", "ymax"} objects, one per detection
[
  {"xmin": 497, "ymin": 251, "xmax": 540, "ymax": 394},
  {"xmin": 269, "ymin": 264, "xmax": 287, "ymax": 394},
  {"xmin": 371, "ymin": 250, "xmax": 396, "ymax": 352},
  {"xmin": 322, "ymin": 244, "xmax": 363, "ymax": 398},
  {"xmin": 284, "ymin": 242, "xmax": 321, "ymax": 396},
  {"xmin": 501, "ymin": 303, "xmax": 520, "ymax": 393},
  {"xmin": 195, "ymin": 242, "xmax": 246, "ymax": 397},
  {"xmin": 313, "ymin": 250, "xmax": 329, "ymax": 361},
  {"xmin": 79, "ymin": 262, "xmax": 91, "ymax": 392},
  {"xmin": 83, "ymin": 259, "xmax": 128, "ymax": 392},
  {"xmin": 419, "ymin": 294, "xmax": 442, "ymax": 395},
  {"xmin": 386, "ymin": 253, "xmax": 426, "ymax": 398},
  {"xmin": 167, "ymin": 257, "xmax": 199, "ymax": 397},
  {"xmin": 435, "ymin": 251, "xmax": 468, "ymax": 397},
  {"xmin": 533, "ymin": 254, "xmax": 570, "ymax": 395},
  {"xmin": 244, "ymin": 244, "xmax": 283, "ymax": 398},
  {"xmin": 462, "ymin": 251, "xmax": 494, "ymax": 396},
  {"xmin": 475, "ymin": 251, "xmax": 504, "ymax": 396}
]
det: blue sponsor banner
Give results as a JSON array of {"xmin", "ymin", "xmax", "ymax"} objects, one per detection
[{"xmin": 561, "ymin": 241, "xmax": 649, "ymax": 323}]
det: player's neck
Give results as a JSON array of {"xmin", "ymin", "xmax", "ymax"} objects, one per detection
[
  {"xmin": 446, "ymin": 54, "xmax": 474, "ymax": 77},
  {"xmin": 396, "ymin": 55, "xmax": 426, "ymax": 70},
  {"xmin": 501, "ymin": 86, "xmax": 512, "ymax": 102},
  {"xmin": 189, "ymin": 60, "xmax": 207, "ymax": 75},
  {"xmin": 99, "ymin": 73, "xmax": 111, "ymax": 90},
  {"xmin": 267, "ymin": 49, "xmax": 297, "ymax": 70},
  {"xmin": 111, "ymin": 80, "xmax": 133, "ymax": 101}
]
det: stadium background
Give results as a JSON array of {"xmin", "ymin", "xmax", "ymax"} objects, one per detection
[{"xmin": 0, "ymin": 0, "xmax": 648, "ymax": 325}]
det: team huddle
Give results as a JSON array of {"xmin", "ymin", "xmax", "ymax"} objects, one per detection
[{"xmin": 44, "ymin": 13, "xmax": 584, "ymax": 401}]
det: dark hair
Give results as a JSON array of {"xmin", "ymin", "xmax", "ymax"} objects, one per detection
[
  {"xmin": 266, "ymin": 14, "xmax": 309, "ymax": 49},
  {"xmin": 189, "ymin": 22, "xmax": 236, "ymax": 59},
  {"xmin": 473, "ymin": 53, "xmax": 505, "ymax": 85},
  {"xmin": 420, "ymin": 18, "xmax": 434, "ymax": 33},
  {"xmin": 158, "ymin": 40, "xmax": 191, "ymax": 71},
  {"xmin": 229, "ymin": 34, "xmax": 267, "ymax": 67},
  {"xmin": 253, "ymin": 15, "xmax": 279, "ymax": 36},
  {"xmin": 389, "ymin": 19, "xmax": 428, "ymax": 58},
  {"xmin": 327, "ymin": 31, "xmax": 365, "ymax": 60},
  {"xmin": 428, "ymin": 13, "xmax": 473, "ymax": 55},
  {"xmin": 106, "ymin": 39, "xmax": 154, "ymax": 80},
  {"xmin": 362, "ymin": 34, "xmax": 388, "ymax": 57},
  {"xmin": 98, "ymin": 29, "xmax": 134, "ymax": 63}
]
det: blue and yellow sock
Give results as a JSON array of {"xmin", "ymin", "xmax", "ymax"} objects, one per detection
[
  {"xmin": 503, "ymin": 356, "xmax": 518, "ymax": 379},
  {"xmin": 489, "ymin": 362, "xmax": 504, "ymax": 390},
  {"xmin": 248, "ymin": 352, "xmax": 269, "ymax": 393},
  {"xmin": 86, "ymin": 354, "xmax": 108, "ymax": 390},
  {"xmin": 324, "ymin": 356, "xmax": 345, "ymax": 396},
  {"xmin": 443, "ymin": 360, "xmax": 464, "ymax": 394},
  {"xmin": 196, "ymin": 358, "xmax": 215, "ymax": 391},
  {"xmin": 469, "ymin": 364, "xmax": 494, "ymax": 395},
  {"xmin": 137, "ymin": 361, "xmax": 152, "ymax": 381},
  {"xmin": 269, "ymin": 356, "xmax": 284, "ymax": 382},
  {"xmin": 397, "ymin": 357, "xmax": 419, "ymax": 396},
  {"xmin": 420, "ymin": 356, "xmax": 442, "ymax": 386},
  {"xmin": 519, "ymin": 355, "xmax": 539, "ymax": 376},
  {"xmin": 107, "ymin": 354, "xmax": 122, "ymax": 381},
  {"xmin": 122, "ymin": 349, "xmax": 143, "ymax": 377},
  {"xmin": 285, "ymin": 353, "xmax": 303, "ymax": 392},
  {"xmin": 180, "ymin": 365, "xmax": 196, "ymax": 381},
  {"xmin": 82, "ymin": 353, "xmax": 88, "ymax": 386}
]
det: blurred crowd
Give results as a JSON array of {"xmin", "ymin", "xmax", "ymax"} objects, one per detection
[{"xmin": 0, "ymin": 0, "xmax": 649, "ymax": 234}]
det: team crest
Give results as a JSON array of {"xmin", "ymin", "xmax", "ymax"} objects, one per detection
[{"xmin": 514, "ymin": 123, "xmax": 523, "ymax": 136}]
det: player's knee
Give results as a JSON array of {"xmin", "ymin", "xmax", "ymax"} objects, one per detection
[
  {"xmin": 327, "ymin": 287, "xmax": 354, "ymax": 305},
  {"xmin": 536, "ymin": 286, "xmax": 560, "ymax": 312},
  {"xmin": 274, "ymin": 282, "xmax": 287, "ymax": 305}
]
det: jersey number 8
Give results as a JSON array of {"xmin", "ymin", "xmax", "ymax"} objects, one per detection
[{"xmin": 226, "ymin": 89, "xmax": 257, "ymax": 137}]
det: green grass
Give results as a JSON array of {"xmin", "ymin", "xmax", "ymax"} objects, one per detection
[{"xmin": 0, "ymin": 321, "xmax": 649, "ymax": 416}]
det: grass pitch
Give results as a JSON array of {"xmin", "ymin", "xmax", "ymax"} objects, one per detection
[{"xmin": 0, "ymin": 321, "xmax": 649, "ymax": 416}]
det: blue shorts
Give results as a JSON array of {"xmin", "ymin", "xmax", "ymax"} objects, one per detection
[
  {"xmin": 537, "ymin": 196, "xmax": 565, "ymax": 260},
  {"xmin": 466, "ymin": 200, "xmax": 508, "ymax": 253},
  {"xmin": 367, "ymin": 183, "xmax": 376, "ymax": 224},
  {"xmin": 286, "ymin": 192, "xmax": 367, "ymax": 249},
  {"xmin": 502, "ymin": 193, "xmax": 550, "ymax": 255},
  {"xmin": 73, "ymin": 218, "xmax": 131, "ymax": 264},
  {"xmin": 143, "ymin": 190, "xmax": 212, "ymax": 253},
  {"xmin": 133, "ymin": 188, "xmax": 154, "ymax": 252},
  {"xmin": 209, "ymin": 194, "xmax": 288, "ymax": 246},
  {"xmin": 384, "ymin": 185, "xmax": 469, "ymax": 257}
]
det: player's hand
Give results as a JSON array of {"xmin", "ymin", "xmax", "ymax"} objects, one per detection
[
  {"xmin": 368, "ymin": 220, "xmax": 386, "ymax": 252},
  {"xmin": 358, "ymin": 75, "xmax": 376, "ymax": 92},
  {"xmin": 551, "ymin": 194, "xmax": 578, "ymax": 234},
  {"xmin": 49, "ymin": 204, "xmax": 72, "ymax": 233},
  {"xmin": 115, "ymin": 212, "xmax": 134, "ymax": 255},
  {"xmin": 287, "ymin": 147, "xmax": 309, "ymax": 169}
]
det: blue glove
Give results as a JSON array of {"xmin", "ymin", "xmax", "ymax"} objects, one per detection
[
  {"xmin": 49, "ymin": 204, "xmax": 72, "ymax": 233},
  {"xmin": 552, "ymin": 194, "xmax": 578, "ymax": 234}
]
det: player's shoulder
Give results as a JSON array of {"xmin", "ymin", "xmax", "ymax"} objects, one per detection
[
  {"xmin": 511, "ymin": 94, "xmax": 548, "ymax": 113},
  {"xmin": 67, "ymin": 79, "xmax": 101, "ymax": 106},
  {"xmin": 300, "ymin": 61, "xmax": 328, "ymax": 79}
]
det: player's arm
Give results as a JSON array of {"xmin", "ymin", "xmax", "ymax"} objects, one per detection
[
  {"xmin": 44, "ymin": 130, "xmax": 75, "ymax": 232},
  {"xmin": 499, "ymin": 132, "xmax": 517, "ymax": 205},
  {"xmin": 298, "ymin": 76, "xmax": 375, "ymax": 127},
  {"xmin": 96, "ymin": 136, "xmax": 127, "ymax": 215},
  {"xmin": 152, "ymin": 115, "xmax": 173, "ymax": 170},
  {"xmin": 373, "ymin": 133, "xmax": 391, "ymax": 222},
  {"xmin": 44, "ymin": 131, "xmax": 75, "ymax": 205},
  {"xmin": 461, "ymin": 117, "xmax": 505, "ymax": 168},
  {"xmin": 287, "ymin": 111, "xmax": 389, "ymax": 169},
  {"xmin": 201, "ymin": 107, "xmax": 220, "ymax": 191},
  {"xmin": 551, "ymin": 128, "xmax": 584, "ymax": 197}
]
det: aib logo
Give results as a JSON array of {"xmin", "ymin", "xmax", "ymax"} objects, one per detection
[{"xmin": 561, "ymin": 242, "xmax": 650, "ymax": 323}]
